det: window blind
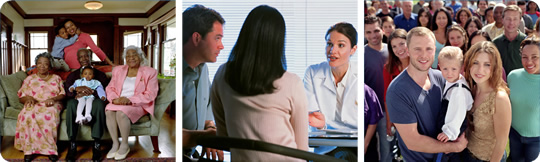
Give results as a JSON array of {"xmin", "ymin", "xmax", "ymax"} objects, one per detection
[{"xmin": 182, "ymin": 0, "xmax": 358, "ymax": 81}]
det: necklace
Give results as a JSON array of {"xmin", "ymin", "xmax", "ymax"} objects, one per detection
[{"xmin": 39, "ymin": 72, "xmax": 50, "ymax": 79}]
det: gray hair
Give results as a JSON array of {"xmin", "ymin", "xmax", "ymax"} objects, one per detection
[
  {"xmin": 123, "ymin": 45, "xmax": 148, "ymax": 66},
  {"xmin": 34, "ymin": 52, "xmax": 53, "ymax": 69},
  {"xmin": 77, "ymin": 48, "xmax": 93, "ymax": 59}
]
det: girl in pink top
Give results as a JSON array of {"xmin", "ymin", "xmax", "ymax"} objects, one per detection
[{"xmin": 62, "ymin": 19, "xmax": 115, "ymax": 69}]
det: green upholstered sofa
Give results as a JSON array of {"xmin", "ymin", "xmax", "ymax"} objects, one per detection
[{"xmin": 0, "ymin": 71, "xmax": 176, "ymax": 152}]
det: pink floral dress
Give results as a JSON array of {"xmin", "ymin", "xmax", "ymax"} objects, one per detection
[{"xmin": 14, "ymin": 74, "xmax": 65, "ymax": 155}]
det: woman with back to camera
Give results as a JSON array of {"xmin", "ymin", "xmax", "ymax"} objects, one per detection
[
  {"xmin": 210, "ymin": 5, "xmax": 308, "ymax": 161},
  {"xmin": 507, "ymin": 36, "xmax": 540, "ymax": 162},
  {"xmin": 462, "ymin": 41, "xmax": 511, "ymax": 162},
  {"xmin": 304, "ymin": 22, "xmax": 358, "ymax": 161}
]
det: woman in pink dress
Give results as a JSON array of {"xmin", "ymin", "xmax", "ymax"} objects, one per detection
[
  {"xmin": 104, "ymin": 46, "xmax": 158, "ymax": 160},
  {"xmin": 61, "ymin": 19, "xmax": 115, "ymax": 70},
  {"xmin": 16, "ymin": 53, "xmax": 65, "ymax": 162}
]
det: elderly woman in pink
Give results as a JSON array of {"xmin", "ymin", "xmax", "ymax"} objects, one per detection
[
  {"xmin": 104, "ymin": 46, "xmax": 158, "ymax": 160},
  {"xmin": 61, "ymin": 19, "xmax": 115, "ymax": 70}
]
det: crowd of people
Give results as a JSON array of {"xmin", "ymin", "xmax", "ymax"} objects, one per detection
[{"xmin": 365, "ymin": 0, "xmax": 540, "ymax": 161}]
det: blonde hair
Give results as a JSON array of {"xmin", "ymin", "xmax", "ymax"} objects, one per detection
[
  {"xmin": 438, "ymin": 46, "xmax": 464, "ymax": 65},
  {"xmin": 406, "ymin": 27, "xmax": 435, "ymax": 47},
  {"xmin": 503, "ymin": 5, "xmax": 522, "ymax": 18}
]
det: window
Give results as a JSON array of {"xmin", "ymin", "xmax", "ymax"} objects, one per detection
[
  {"xmin": 29, "ymin": 32, "xmax": 48, "ymax": 66},
  {"xmin": 124, "ymin": 32, "xmax": 142, "ymax": 48},
  {"xmin": 163, "ymin": 18, "xmax": 176, "ymax": 76},
  {"xmin": 182, "ymin": 0, "xmax": 358, "ymax": 81},
  {"xmin": 88, "ymin": 34, "xmax": 100, "ymax": 62}
]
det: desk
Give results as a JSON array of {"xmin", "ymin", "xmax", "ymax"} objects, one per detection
[{"xmin": 308, "ymin": 131, "xmax": 358, "ymax": 147}]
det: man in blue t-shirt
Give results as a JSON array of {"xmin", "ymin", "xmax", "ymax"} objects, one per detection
[{"xmin": 386, "ymin": 27, "xmax": 467, "ymax": 161}]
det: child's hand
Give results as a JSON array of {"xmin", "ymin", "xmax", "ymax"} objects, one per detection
[
  {"xmin": 437, "ymin": 132, "xmax": 449, "ymax": 143},
  {"xmin": 101, "ymin": 96, "xmax": 106, "ymax": 101},
  {"xmin": 76, "ymin": 28, "xmax": 81, "ymax": 35}
]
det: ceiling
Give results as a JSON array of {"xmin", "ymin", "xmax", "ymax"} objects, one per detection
[{"xmin": 14, "ymin": 1, "xmax": 161, "ymax": 14}]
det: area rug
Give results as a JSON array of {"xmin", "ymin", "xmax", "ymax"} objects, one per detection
[{"xmin": 5, "ymin": 157, "xmax": 176, "ymax": 162}]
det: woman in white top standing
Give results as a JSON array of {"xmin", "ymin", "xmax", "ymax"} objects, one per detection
[{"xmin": 303, "ymin": 22, "xmax": 358, "ymax": 160}]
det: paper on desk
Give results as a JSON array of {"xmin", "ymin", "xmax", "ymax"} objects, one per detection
[{"xmin": 321, "ymin": 129, "xmax": 358, "ymax": 134}]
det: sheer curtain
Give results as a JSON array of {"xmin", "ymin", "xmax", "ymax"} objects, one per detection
[{"xmin": 182, "ymin": 0, "xmax": 358, "ymax": 81}]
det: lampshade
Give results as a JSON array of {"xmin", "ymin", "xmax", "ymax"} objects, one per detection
[{"xmin": 84, "ymin": 1, "xmax": 103, "ymax": 10}]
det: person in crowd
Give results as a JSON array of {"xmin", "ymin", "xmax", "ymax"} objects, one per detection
[
  {"xmin": 476, "ymin": 0, "xmax": 489, "ymax": 21},
  {"xmin": 387, "ymin": 27, "xmax": 468, "ymax": 161},
  {"xmin": 182, "ymin": 4, "xmax": 225, "ymax": 161},
  {"xmin": 363, "ymin": 15, "xmax": 391, "ymax": 162},
  {"xmin": 61, "ymin": 19, "xmax": 115, "ymax": 70},
  {"xmin": 468, "ymin": 31, "xmax": 508, "ymax": 82},
  {"xmin": 482, "ymin": 4, "xmax": 506, "ymax": 40},
  {"xmin": 393, "ymin": 0, "xmax": 403, "ymax": 15},
  {"xmin": 445, "ymin": 25, "xmax": 469, "ymax": 54},
  {"xmin": 468, "ymin": 31, "xmax": 491, "ymax": 47},
  {"xmin": 377, "ymin": 0, "xmax": 398, "ymax": 19},
  {"xmin": 493, "ymin": 5, "xmax": 526, "ymax": 75},
  {"xmin": 518, "ymin": 1, "xmax": 534, "ymax": 34},
  {"xmin": 372, "ymin": 1, "xmax": 380, "ymax": 12},
  {"xmin": 465, "ymin": 17, "xmax": 484, "ymax": 38},
  {"xmin": 381, "ymin": 16, "xmax": 395, "ymax": 44},
  {"xmin": 456, "ymin": 8, "xmax": 473, "ymax": 27},
  {"xmin": 368, "ymin": 7, "xmax": 377, "ymax": 17},
  {"xmin": 382, "ymin": 29, "xmax": 409, "ymax": 151},
  {"xmin": 485, "ymin": 6, "xmax": 495, "ymax": 25},
  {"xmin": 16, "ymin": 53, "xmax": 65, "ymax": 162},
  {"xmin": 431, "ymin": 8, "xmax": 453, "ymax": 69},
  {"xmin": 445, "ymin": 6, "xmax": 457, "ymax": 22},
  {"xmin": 435, "ymin": 47, "xmax": 473, "ymax": 143},
  {"xmin": 526, "ymin": 1, "xmax": 539, "ymax": 24},
  {"xmin": 462, "ymin": 41, "xmax": 511, "ymax": 162},
  {"xmin": 211, "ymin": 5, "xmax": 309, "ymax": 161},
  {"xmin": 364, "ymin": 84, "xmax": 383, "ymax": 161},
  {"xmin": 51, "ymin": 25, "xmax": 78, "ymax": 72},
  {"xmin": 429, "ymin": 0, "xmax": 445, "ymax": 15},
  {"xmin": 394, "ymin": 0, "xmax": 417, "ymax": 31},
  {"xmin": 417, "ymin": 8, "xmax": 433, "ymax": 28},
  {"xmin": 63, "ymin": 48, "xmax": 109, "ymax": 161},
  {"xmin": 446, "ymin": 0, "xmax": 462, "ymax": 13},
  {"xmin": 536, "ymin": 18, "xmax": 540, "ymax": 36},
  {"xmin": 459, "ymin": 0, "xmax": 476, "ymax": 16},
  {"xmin": 507, "ymin": 36, "xmax": 540, "ymax": 162},
  {"xmin": 104, "ymin": 46, "xmax": 158, "ymax": 160},
  {"xmin": 413, "ymin": 0, "xmax": 424, "ymax": 14}
]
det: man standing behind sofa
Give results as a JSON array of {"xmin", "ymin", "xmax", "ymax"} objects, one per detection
[
  {"xmin": 64, "ymin": 48, "xmax": 109, "ymax": 161},
  {"xmin": 182, "ymin": 4, "xmax": 225, "ymax": 161}
]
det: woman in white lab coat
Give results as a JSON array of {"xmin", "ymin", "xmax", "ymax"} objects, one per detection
[
  {"xmin": 304, "ymin": 22, "xmax": 358, "ymax": 130},
  {"xmin": 303, "ymin": 22, "xmax": 358, "ymax": 160}
]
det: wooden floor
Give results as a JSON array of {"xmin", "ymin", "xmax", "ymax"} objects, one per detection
[{"xmin": 0, "ymin": 109, "xmax": 176, "ymax": 160}]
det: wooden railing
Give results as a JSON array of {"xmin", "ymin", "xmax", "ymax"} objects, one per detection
[{"xmin": 0, "ymin": 40, "xmax": 27, "ymax": 75}]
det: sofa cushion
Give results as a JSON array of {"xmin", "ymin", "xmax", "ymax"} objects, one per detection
[
  {"xmin": 5, "ymin": 106, "xmax": 21, "ymax": 120},
  {"xmin": 0, "ymin": 71, "xmax": 27, "ymax": 110}
]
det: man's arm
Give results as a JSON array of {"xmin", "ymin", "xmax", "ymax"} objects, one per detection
[{"xmin": 394, "ymin": 123, "xmax": 467, "ymax": 153}]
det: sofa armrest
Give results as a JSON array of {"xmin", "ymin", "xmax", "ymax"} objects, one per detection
[
  {"xmin": 149, "ymin": 78, "xmax": 176, "ymax": 136},
  {"xmin": 0, "ymin": 82, "xmax": 7, "ymax": 136}
]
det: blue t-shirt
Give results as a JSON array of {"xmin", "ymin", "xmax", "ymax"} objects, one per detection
[
  {"xmin": 394, "ymin": 13, "xmax": 418, "ymax": 32},
  {"xmin": 528, "ymin": 13, "xmax": 539, "ymax": 26},
  {"xmin": 364, "ymin": 44, "xmax": 388, "ymax": 112},
  {"xmin": 386, "ymin": 69, "xmax": 446, "ymax": 161}
]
